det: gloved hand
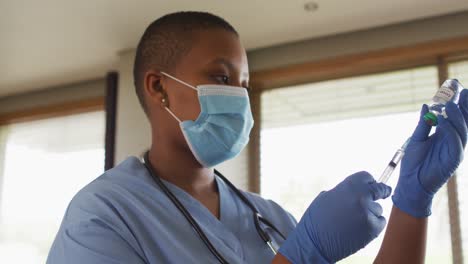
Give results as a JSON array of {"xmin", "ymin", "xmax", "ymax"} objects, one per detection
[
  {"xmin": 279, "ymin": 172, "xmax": 392, "ymax": 263},
  {"xmin": 393, "ymin": 89, "xmax": 468, "ymax": 218}
]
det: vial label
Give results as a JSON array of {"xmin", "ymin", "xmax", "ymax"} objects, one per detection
[{"xmin": 433, "ymin": 86, "xmax": 455, "ymax": 102}]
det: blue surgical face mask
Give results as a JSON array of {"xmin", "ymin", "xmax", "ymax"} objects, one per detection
[{"xmin": 161, "ymin": 72, "xmax": 254, "ymax": 168}]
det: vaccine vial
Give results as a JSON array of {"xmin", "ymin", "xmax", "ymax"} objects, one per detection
[{"xmin": 423, "ymin": 79, "xmax": 464, "ymax": 126}]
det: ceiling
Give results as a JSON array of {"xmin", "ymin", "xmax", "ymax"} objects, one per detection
[{"xmin": 2, "ymin": 0, "xmax": 468, "ymax": 97}]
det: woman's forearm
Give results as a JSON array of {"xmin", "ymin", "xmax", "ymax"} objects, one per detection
[{"xmin": 374, "ymin": 206, "xmax": 427, "ymax": 264}]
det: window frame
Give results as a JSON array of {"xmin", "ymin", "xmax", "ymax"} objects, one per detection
[{"xmin": 0, "ymin": 97, "xmax": 105, "ymax": 126}]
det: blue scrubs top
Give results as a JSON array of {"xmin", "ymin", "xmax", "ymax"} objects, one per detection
[{"xmin": 47, "ymin": 157, "xmax": 297, "ymax": 263}]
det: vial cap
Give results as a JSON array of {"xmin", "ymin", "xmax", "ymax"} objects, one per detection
[{"xmin": 423, "ymin": 112, "xmax": 438, "ymax": 126}]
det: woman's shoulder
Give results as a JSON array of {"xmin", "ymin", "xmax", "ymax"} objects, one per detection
[
  {"xmin": 75, "ymin": 157, "xmax": 149, "ymax": 195},
  {"xmin": 65, "ymin": 157, "xmax": 155, "ymax": 219}
]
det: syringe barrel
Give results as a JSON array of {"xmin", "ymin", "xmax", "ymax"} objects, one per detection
[
  {"xmin": 390, "ymin": 149, "xmax": 405, "ymax": 165},
  {"xmin": 379, "ymin": 165, "xmax": 396, "ymax": 184}
]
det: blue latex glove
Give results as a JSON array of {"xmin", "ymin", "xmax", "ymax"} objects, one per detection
[
  {"xmin": 279, "ymin": 172, "xmax": 392, "ymax": 263},
  {"xmin": 393, "ymin": 90, "xmax": 468, "ymax": 218}
]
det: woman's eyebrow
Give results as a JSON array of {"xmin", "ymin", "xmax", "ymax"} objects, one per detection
[{"xmin": 211, "ymin": 58, "xmax": 249, "ymax": 78}]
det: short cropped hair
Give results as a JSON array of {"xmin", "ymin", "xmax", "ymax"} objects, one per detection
[{"xmin": 133, "ymin": 11, "xmax": 238, "ymax": 114}]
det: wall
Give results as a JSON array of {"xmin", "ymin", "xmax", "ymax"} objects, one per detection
[
  {"xmin": 114, "ymin": 51, "xmax": 151, "ymax": 164},
  {"xmin": 248, "ymin": 11, "xmax": 468, "ymax": 72}
]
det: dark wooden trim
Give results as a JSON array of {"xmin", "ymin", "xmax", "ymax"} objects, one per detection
[
  {"xmin": 251, "ymin": 35, "xmax": 468, "ymax": 91},
  {"xmin": 104, "ymin": 72, "xmax": 119, "ymax": 171},
  {"xmin": 0, "ymin": 97, "xmax": 105, "ymax": 125},
  {"xmin": 248, "ymin": 90, "xmax": 262, "ymax": 193},
  {"xmin": 445, "ymin": 52, "xmax": 468, "ymax": 63}
]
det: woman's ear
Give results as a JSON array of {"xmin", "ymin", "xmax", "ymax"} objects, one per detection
[{"xmin": 144, "ymin": 70, "xmax": 169, "ymax": 108}]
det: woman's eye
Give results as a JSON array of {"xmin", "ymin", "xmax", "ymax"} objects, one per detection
[{"xmin": 213, "ymin": 75, "xmax": 229, "ymax": 84}]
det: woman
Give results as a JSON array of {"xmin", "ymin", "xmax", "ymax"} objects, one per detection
[{"xmin": 47, "ymin": 11, "xmax": 468, "ymax": 263}]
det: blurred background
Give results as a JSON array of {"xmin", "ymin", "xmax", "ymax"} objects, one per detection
[{"xmin": 1, "ymin": 1, "xmax": 468, "ymax": 263}]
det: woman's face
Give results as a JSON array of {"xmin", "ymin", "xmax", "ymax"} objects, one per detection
[{"xmin": 148, "ymin": 28, "xmax": 250, "ymax": 154}]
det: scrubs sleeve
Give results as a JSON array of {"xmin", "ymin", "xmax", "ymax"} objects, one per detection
[{"xmin": 47, "ymin": 221, "xmax": 146, "ymax": 264}]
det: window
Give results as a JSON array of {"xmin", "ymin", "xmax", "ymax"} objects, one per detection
[
  {"xmin": 0, "ymin": 111, "xmax": 105, "ymax": 263},
  {"xmin": 260, "ymin": 66, "xmax": 455, "ymax": 262}
]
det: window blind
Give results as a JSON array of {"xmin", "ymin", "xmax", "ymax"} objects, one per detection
[{"xmin": 262, "ymin": 66, "xmax": 438, "ymax": 128}]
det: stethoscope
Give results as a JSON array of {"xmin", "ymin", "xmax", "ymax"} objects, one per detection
[{"xmin": 143, "ymin": 151, "xmax": 286, "ymax": 264}]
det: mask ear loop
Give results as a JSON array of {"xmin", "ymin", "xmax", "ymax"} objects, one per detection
[
  {"xmin": 161, "ymin": 71, "xmax": 198, "ymax": 91},
  {"xmin": 165, "ymin": 107, "xmax": 182, "ymax": 123},
  {"xmin": 159, "ymin": 96, "xmax": 180, "ymax": 123},
  {"xmin": 160, "ymin": 71, "xmax": 198, "ymax": 123}
]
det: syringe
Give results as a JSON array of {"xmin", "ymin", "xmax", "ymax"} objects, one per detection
[{"xmin": 378, "ymin": 138, "xmax": 411, "ymax": 184}]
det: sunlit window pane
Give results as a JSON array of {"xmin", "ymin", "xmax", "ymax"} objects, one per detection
[{"xmin": 0, "ymin": 111, "xmax": 105, "ymax": 264}]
